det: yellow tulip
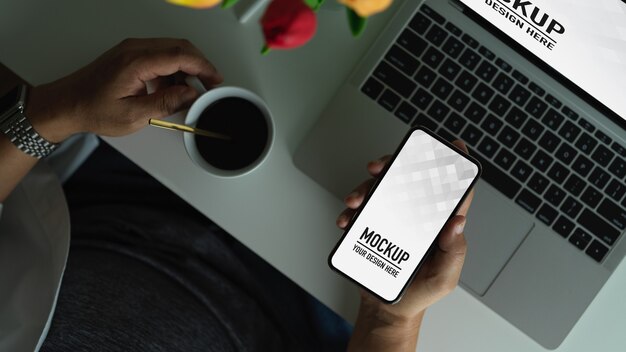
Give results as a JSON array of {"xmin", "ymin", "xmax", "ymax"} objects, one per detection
[
  {"xmin": 339, "ymin": 0, "xmax": 393, "ymax": 17},
  {"xmin": 166, "ymin": 0, "xmax": 221, "ymax": 9}
]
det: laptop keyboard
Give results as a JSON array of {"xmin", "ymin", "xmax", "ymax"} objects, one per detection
[{"xmin": 361, "ymin": 4, "xmax": 626, "ymax": 263}]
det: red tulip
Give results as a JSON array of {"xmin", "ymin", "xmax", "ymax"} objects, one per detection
[{"xmin": 261, "ymin": 0, "xmax": 317, "ymax": 50}]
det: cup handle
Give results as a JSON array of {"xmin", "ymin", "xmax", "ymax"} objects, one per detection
[
  {"xmin": 145, "ymin": 76, "xmax": 207, "ymax": 95},
  {"xmin": 185, "ymin": 76, "xmax": 207, "ymax": 94}
]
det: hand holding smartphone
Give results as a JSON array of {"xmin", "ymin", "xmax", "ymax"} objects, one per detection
[{"xmin": 329, "ymin": 127, "xmax": 481, "ymax": 303}]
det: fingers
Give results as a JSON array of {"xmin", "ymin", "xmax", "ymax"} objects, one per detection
[
  {"xmin": 336, "ymin": 208, "xmax": 356, "ymax": 229},
  {"xmin": 452, "ymin": 139, "xmax": 468, "ymax": 153},
  {"xmin": 367, "ymin": 155, "xmax": 392, "ymax": 177},
  {"xmin": 121, "ymin": 38, "xmax": 223, "ymax": 91},
  {"xmin": 344, "ymin": 178, "xmax": 375, "ymax": 209},
  {"xmin": 127, "ymin": 84, "xmax": 199, "ymax": 122}
]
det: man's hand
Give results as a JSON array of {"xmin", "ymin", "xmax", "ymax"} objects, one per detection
[
  {"xmin": 27, "ymin": 38, "xmax": 223, "ymax": 143},
  {"xmin": 340, "ymin": 140, "xmax": 474, "ymax": 352}
]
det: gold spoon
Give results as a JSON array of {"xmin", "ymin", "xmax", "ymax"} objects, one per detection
[{"xmin": 149, "ymin": 119, "xmax": 231, "ymax": 141}]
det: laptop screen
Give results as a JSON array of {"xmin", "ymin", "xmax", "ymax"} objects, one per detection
[{"xmin": 459, "ymin": 0, "xmax": 626, "ymax": 121}]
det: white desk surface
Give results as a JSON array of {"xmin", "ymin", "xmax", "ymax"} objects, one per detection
[{"xmin": 2, "ymin": 0, "xmax": 625, "ymax": 350}]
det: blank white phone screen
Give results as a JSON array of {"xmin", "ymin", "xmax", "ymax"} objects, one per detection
[{"xmin": 330, "ymin": 129, "xmax": 479, "ymax": 302}]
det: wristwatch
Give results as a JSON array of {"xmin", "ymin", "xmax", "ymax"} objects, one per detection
[{"xmin": 0, "ymin": 84, "xmax": 58, "ymax": 159}]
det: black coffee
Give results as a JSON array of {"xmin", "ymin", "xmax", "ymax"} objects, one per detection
[{"xmin": 195, "ymin": 97, "xmax": 268, "ymax": 171}]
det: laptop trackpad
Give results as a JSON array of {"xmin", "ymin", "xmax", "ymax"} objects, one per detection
[{"xmin": 460, "ymin": 182, "xmax": 534, "ymax": 296}]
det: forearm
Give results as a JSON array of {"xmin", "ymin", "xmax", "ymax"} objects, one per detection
[{"xmin": 348, "ymin": 304, "xmax": 425, "ymax": 352}]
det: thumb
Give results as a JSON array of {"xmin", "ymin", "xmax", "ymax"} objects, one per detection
[
  {"xmin": 420, "ymin": 215, "xmax": 467, "ymax": 291},
  {"xmin": 130, "ymin": 85, "xmax": 199, "ymax": 120}
]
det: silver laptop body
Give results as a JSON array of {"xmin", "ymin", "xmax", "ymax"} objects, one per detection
[{"xmin": 294, "ymin": 0, "xmax": 626, "ymax": 348}]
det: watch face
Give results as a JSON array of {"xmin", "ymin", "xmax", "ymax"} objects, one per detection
[{"xmin": 0, "ymin": 86, "xmax": 20, "ymax": 113}]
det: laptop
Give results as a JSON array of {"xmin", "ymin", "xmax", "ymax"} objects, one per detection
[{"xmin": 294, "ymin": 0, "xmax": 626, "ymax": 349}]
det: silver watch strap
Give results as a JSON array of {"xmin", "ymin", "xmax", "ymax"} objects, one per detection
[{"xmin": 2, "ymin": 110, "xmax": 58, "ymax": 159}]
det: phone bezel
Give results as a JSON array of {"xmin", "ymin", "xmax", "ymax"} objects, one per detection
[{"xmin": 327, "ymin": 126, "xmax": 483, "ymax": 304}]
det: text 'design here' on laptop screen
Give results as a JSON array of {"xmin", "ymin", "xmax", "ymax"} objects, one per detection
[{"xmin": 459, "ymin": 0, "xmax": 626, "ymax": 120}]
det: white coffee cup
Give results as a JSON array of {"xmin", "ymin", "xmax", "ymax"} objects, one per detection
[{"xmin": 181, "ymin": 76, "xmax": 274, "ymax": 178}]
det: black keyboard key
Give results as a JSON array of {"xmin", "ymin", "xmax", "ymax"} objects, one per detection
[
  {"xmin": 528, "ymin": 82, "xmax": 545, "ymax": 97},
  {"xmin": 608, "ymin": 156, "xmax": 626, "ymax": 178},
  {"xmin": 595, "ymin": 130, "xmax": 612, "ymax": 145},
  {"xmin": 374, "ymin": 62, "xmax": 417, "ymax": 98},
  {"xmin": 461, "ymin": 124, "xmax": 483, "ymax": 146},
  {"xmin": 581, "ymin": 186, "xmax": 602, "ymax": 209},
  {"xmin": 505, "ymin": 106, "xmax": 528, "ymax": 128},
  {"xmin": 432, "ymin": 77, "xmax": 454, "ymax": 100},
  {"xmin": 362, "ymin": 77, "xmax": 384, "ymax": 100},
  {"xmin": 455, "ymin": 70, "xmax": 478, "ymax": 93},
  {"xmin": 511, "ymin": 160, "xmax": 533, "ymax": 182},
  {"xmin": 413, "ymin": 113, "xmax": 438, "ymax": 131},
  {"xmin": 461, "ymin": 33, "xmax": 479, "ymax": 48},
  {"xmin": 545, "ymin": 94, "xmax": 562, "ymax": 109},
  {"xmin": 409, "ymin": 12, "xmax": 432, "ymax": 34},
  {"xmin": 492, "ymin": 73, "xmax": 514, "ymax": 95},
  {"xmin": 472, "ymin": 82, "xmax": 494, "ymax": 105},
  {"xmin": 415, "ymin": 66, "xmax": 437, "ymax": 88},
  {"xmin": 564, "ymin": 174, "xmax": 586, "ymax": 196},
  {"xmin": 516, "ymin": 189, "xmax": 541, "ymax": 213},
  {"xmin": 420, "ymin": 4, "xmax": 445, "ymax": 24},
  {"xmin": 531, "ymin": 149, "xmax": 553, "ymax": 172},
  {"xmin": 537, "ymin": 204, "xmax": 558, "ymax": 225},
  {"xmin": 458, "ymin": 48, "xmax": 481, "ymax": 70},
  {"xmin": 427, "ymin": 100, "xmax": 450, "ymax": 122},
  {"xmin": 478, "ymin": 135, "xmax": 500, "ymax": 158},
  {"xmin": 521, "ymin": 119, "xmax": 544, "ymax": 141},
  {"xmin": 514, "ymin": 137, "xmax": 537, "ymax": 160},
  {"xmin": 524, "ymin": 96, "xmax": 548, "ymax": 119},
  {"xmin": 397, "ymin": 29, "xmax": 428, "ymax": 57},
  {"xmin": 497, "ymin": 125, "xmax": 520, "ymax": 148},
  {"xmin": 569, "ymin": 228, "xmax": 592, "ymax": 250},
  {"xmin": 542, "ymin": 108, "xmax": 564, "ymax": 131},
  {"xmin": 444, "ymin": 112, "xmax": 466, "ymax": 134},
  {"xmin": 544, "ymin": 184, "xmax": 566, "ymax": 207},
  {"xmin": 578, "ymin": 209, "xmax": 621, "ymax": 246},
  {"xmin": 586, "ymin": 240, "xmax": 609, "ymax": 262},
  {"xmin": 495, "ymin": 58, "xmax": 512, "ymax": 73},
  {"xmin": 547, "ymin": 162, "xmax": 570, "ymax": 184},
  {"xmin": 441, "ymin": 36, "xmax": 465, "ymax": 59},
  {"xmin": 464, "ymin": 101, "xmax": 486, "ymax": 124},
  {"xmin": 422, "ymin": 46, "xmax": 445, "ymax": 69},
  {"xmin": 494, "ymin": 148, "xmax": 517, "ymax": 171},
  {"xmin": 478, "ymin": 46, "xmax": 495, "ymax": 60},
  {"xmin": 561, "ymin": 196, "xmax": 583, "ymax": 219},
  {"xmin": 481, "ymin": 114, "xmax": 503, "ymax": 135},
  {"xmin": 476, "ymin": 61, "xmax": 497, "ymax": 83},
  {"xmin": 395, "ymin": 102, "xmax": 417, "ymax": 123},
  {"xmin": 606, "ymin": 179, "xmax": 626, "ymax": 202},
  {"xmin": 538, "ymin": 130, "xmax": 560, "ymax": 153},
  {"xmin": 473, "ymin": 152, "xmax": 522, "ymax": 198},
  {"xmin": 598, "ymin": 198, "xmax": 626, "ymax": 230},
  {"xmin": 386, "ymin": 45, "xmax": 419, "ymax": 76},
  {"xmin": 508, "ymin": 84, "xmax": 531, "ymax": 107},
  {"xmin": 562, "ymin": 105, "xmax": 579, "ymax": 121},
  {"xmin": 528, "ymin": 173, "xmax": 550, "ymax": 194},
  {"xmin": 591, "ymin": 145, "xmax": 614, "ymax": 167},
  {"xmin": 411, "ymin": 88, "xmax": 434, "ymax": 110},
  {"xmin": 553, "ymin": 216, "xmax": 575, "ymax": 238},
  {"xmin": 378, "ymin": 89, "xmax": 401, "ymax": 111},
  {"xmin": 555, "ymin": 143, "xmax": 578, "ymax": 165},
  {"xmin": 447, "ymin": 90, "xmax": 470, "ymax": 112},
  {"xmin": 577, "ymin": 118, "xmax": 595, "ymax": 133},
  {"xmin": 572, "ymin": 154, "xmax": 594, "ymax": 177},
  {"xmin": 589, "ymin": 167, "xmax": 610, "ymax": 189},
  {"xmin": 611, "ymin": 142, "xmax": 626, "ymax": 157},
  {"xmin": 425, "ymin": 24, "xmax": 448, "ymax": 47},
  {"xmin": 575, "ymin": 132, "xmax": 598, "ymax": 155},
  {"xmin": 437, "ymin": 127, "xmax": 455, "ymax": 143},
  {"xmin": 558, "ymin": 121, "xmax": 581, "ymax": 143},
  {"xmin": 445, "ymin": 22, "xmax": 462, "ymax": 36},
  {"xmin": 488, "ymin": 94, "xmax": 511, "ymax": 116},
  {"xmin": 512, "ymin": 70, "xmax": 529, "ymax": 84}
]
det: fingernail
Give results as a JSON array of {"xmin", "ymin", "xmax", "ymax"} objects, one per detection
[
  {"xmin": 345, "ymin": 191, "xmax": 359, "ymax": 201},
  {"xmin": 455, "ymin": 219, "xmax": 466, "ymax": 235}
]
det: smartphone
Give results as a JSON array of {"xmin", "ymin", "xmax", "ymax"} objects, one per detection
[{"xmin": 328, "ymin": 127, "xmax": 482, "ymax": 303}]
